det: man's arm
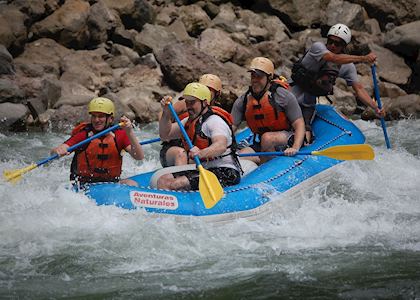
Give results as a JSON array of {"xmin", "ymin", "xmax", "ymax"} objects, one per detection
[
  {"xmin": 352, "ymin": 82, "xmax": 385, "ymax": 117},
  {"xmin": 159, "ymin": 96, "xmax": 182, "ymax": 141},
  {"xmin": 323, "ymin": 51, "xmax": 376, "ymax": 65},
  {"xmin": 189, "ymin": 135, "xmax": 228, "ymax": 160}
]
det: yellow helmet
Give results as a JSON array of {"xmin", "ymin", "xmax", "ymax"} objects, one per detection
[
  {"xmin": 199, "ymin": 74, "xmax": 222, "ymax": 92},
  {"xmin": 183, "ymin": 82, "xmax": 211, "ymax": 104},
  {"xmin": 88, "ymin": 97, "xmax": 115, "ymax": 115},
  {"xmin": 249, "ymin": 57, "xmax": 274, "ymax": 76}
]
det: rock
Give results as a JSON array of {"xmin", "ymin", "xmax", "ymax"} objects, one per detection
[
  {"xmin": 0, "ymin": 102, "xmax": 28, "ymax": 128},
  {"xmin": 326, "ymin": 0, "xmax": 366, "ymax": 30},
  {"xmin": 0, "ymin": 45, "xmax": 15, "ymax": 75},
  {"xmin": 0, "ymin": 78, "xmax": 25, "ymax": 103},
  {"xmin": 30, "ymin": 0, "xmax": 90, "ymax": 49},
  {"xmin": 369, "ymin": 43, "xmax": 412, "ymax": 85},
  {"xmin": 178, "ymin": 4, "xmax": 211, "ymax": 37},
  {"xmin": 0, "ymin": 5, "xmax": 27, "ymax": 51},
  {"xmin": 102, "ymin": 0, "xmax": 155, "ymax": 32},
  {"xmin": 267, "ymin": 0, "xmax": 327, "ymax": 27},
  {"xmin": 197, "ymin": 28, "xmax": 238, "ymax": 62},
  {"xmin": 60, "ymin": 48, "xmax": 114, "ymax": 91},
  {"xmin": 133, "ymin": 23, "xmax": 177, "ymax": 56},
  {"xmin": 87, "ymin": 0, "xmax": 118, "ymax": 45},
  {"xmin": 384, "ymin": 20, "xmax": 420, "ymax": 59},
  {"xmin": 14, "ymin": 38, "xmax": 73, "ymax": 77}
]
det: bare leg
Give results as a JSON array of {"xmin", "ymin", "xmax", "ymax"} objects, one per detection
[
  {"xmin": 157, "ymin": 173, "xmax": 191, "ymax": 190},
  {"xmin": 238, "ymin": 146, "xmax": 260, "ymax": 164},
  {"xmin": 119, "ymin": 178, "xmax": 139, "ymax": 186},
  {"xmin": 260, "ymin": 131, "xmax": 289, "ymax": 163},
  {"xmin": 165, "ymin": 146, "xmax": 188, "ymax": 166}
]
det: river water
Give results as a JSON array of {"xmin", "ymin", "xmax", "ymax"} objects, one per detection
[{"xmin": 1, "ymin": 119, "xmax": 419, "ymax": 299}]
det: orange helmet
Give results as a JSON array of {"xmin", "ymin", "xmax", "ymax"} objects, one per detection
[
  {"xmin": 248, "ymin": 57, "xmax": 274, "ymax": 77},
  {"xmin": 199, "ymin": 74, "xmax": 222, "ymax": 92}
]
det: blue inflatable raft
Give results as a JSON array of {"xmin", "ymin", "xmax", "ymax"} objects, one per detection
[{"xmin": 84, "ymin": 105, "xmax": 366, "ymax": 221}]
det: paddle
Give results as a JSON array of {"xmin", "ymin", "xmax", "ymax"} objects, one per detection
[
  {"xmin": 167, "ymin": 102, "xmax": 224, "ymax": 209},
  {"xmin": 3, "ymin": 124, "xmax": 160, "ymax": 184},
  {"xmin": 238, "ymin": 144, "xmax": 375, "ymax": 160},
  {"xmin": 371, "ymin": 64, "xmax": 391, "ymax": 149}
]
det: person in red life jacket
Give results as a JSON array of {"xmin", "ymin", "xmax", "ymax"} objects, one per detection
[
  {"xmin": 159, "ymin": 73, "xmax": 225, "ymax": 167},
  {"xmin": 50, "ymin": 97, "xmax": 144, "ymax": 187},
  {"xmin": 290, "ymin": 23, "xmax": 385, "ymax": 144},
  {"xmin": 231, "ymin": 57, "xmax": 305, "ymax": 164},
  {"xmin": 157, "ymin": 82, "xmax": 241, "ymax": 191}
]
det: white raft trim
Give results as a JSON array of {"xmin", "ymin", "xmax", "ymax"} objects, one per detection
[{"xmin": 149, "ymin": 159, "xmax": 258, "ymax": 188}]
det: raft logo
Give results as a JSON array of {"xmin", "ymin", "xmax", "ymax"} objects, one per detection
[{"xmin": 130, "ymin": 191, "xmax": 178, "ymax": 210}]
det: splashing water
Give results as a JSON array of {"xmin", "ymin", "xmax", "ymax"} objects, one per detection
[{"xmin": 1, "ymin": 119, "xmax": 419, "ymax": 298}]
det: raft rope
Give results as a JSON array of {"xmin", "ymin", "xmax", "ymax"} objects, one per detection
[{"xmin": 99, "ymin": 111, "xmax": 354, "ymax": 196}]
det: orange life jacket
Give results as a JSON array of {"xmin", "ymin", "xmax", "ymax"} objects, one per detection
[
  {"xmin": 70, "ymin": 123, "xmax": 123, "ymax": 183},
  {"xmin": 244, "ymin": 78, "xmax": 290, "ymax": 135},
  {"xmin": 182, "ymin": 106, "xmax": 234, "ymax": 150}
]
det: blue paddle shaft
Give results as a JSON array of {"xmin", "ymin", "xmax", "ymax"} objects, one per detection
[
  {"xmin": 371, "ymin": 64, "xmax": 391, "ymax": 149},
  {"xmin": 168, "ymin": 103, "xmax": 201, "ymax": 166},
  {"xmin": 35, "ymin": 123, "xmax": 122, "ymax": 167}
]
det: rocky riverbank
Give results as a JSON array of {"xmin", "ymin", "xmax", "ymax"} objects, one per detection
[{"xmin": 0, "ymin": 0, "xmax": 419, "ymax": 132}]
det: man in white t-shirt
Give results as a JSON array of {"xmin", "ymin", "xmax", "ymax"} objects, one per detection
[
  {"xmin": 290, "ymin": 23, "xmax": 385, "ymax": 143},
  {"xmin": 158, "ymin": 82, "xmax": 240, "ymax": 191}
]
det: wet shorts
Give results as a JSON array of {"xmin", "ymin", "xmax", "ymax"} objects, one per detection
[
  {"xmin": 172, "ymin": 167, "xmax": 241, "ymax": 190},
  {"xmin": 159, "ymin": 139, "xmax": 185, "ymax": 167},
  {"xmin": 250, "ymin": 131, "xmax": 295, "ymax": 152}
]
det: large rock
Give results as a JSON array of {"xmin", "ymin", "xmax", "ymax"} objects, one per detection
[
  {"xmin": 197, "ymin": 28, "xmax": 238, "ymax": 62},
  {"xmin": 133, "ymin": 23, "xmax": 177, "ymax": 56},
  {"xmin": 370, "ymin": 43, "xmax": 412, "ymax": 85},
  {"xmin": 352, "ymin": 0, "xmax": 419, "ymax": 25},
  {"xmin": 0, "ymin": 45, "xmax": 15, "ymax": 75},
  {"xmin": 0, "ymin": 102, "xmax": 28, "ymax": 128},
  {"xmin": 267, "ymin": 0, "xmax": 327, "ymax": 27},
  {"xmin": 102, "ymin": 0, "xmax": 155, "ymax": 32},
  {"xmin": 87, "ymin": 1, "xmax": 118, "ymax": 45},
  {"xmin": 155, "ymin": 41, "xmax": 248, "ymax": 107},
  {"xmin": 178, "ymin": 4, "xmax": 211, "ymax": 37},
  {"xmin": 60, "ymin": 48, "xmax": 114, "ymax": 91},
  {"xmin": 362, "ymin": 94, "xmax": 420, "ymax": 120},
  {"xmin": 384, "ymin": 21, "xmax": 420, "ymax": 59},
  {"xmin": 0, "ymin": 5, "xmax": 27, "ymax": 51},
  {"xmin": 14, "ymin": 39, "xmax": 72, "ymax": 77},
  {"xmin": 326, "ymin": 0, "xmax": 366, "ymax": 30},
  {"xmin": 30, "ymin": 0, "xmax": 90, "ymax": 49},
  {"xmin": 0, "ymin": 78, "xmax": 25, "ymax": 103}
]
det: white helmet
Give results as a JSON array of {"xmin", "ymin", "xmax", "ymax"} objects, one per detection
[{"xmin": 327, "ymin": 23, "xmax": 351, "ymax": 45}]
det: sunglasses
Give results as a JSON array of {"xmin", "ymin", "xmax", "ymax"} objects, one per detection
[{"xmin": 327, "ymin": 38, "xmax": 345, "ymax": 47}]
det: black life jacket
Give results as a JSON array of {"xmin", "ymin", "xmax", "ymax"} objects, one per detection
[{"xmin": 291, "ymin": 51, "xmax": 340, "ymax": 96}]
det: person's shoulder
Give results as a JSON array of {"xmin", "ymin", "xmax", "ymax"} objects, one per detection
[{"xmin": 311, "ymin": 41, "xmax": 327, "ymax": 50}]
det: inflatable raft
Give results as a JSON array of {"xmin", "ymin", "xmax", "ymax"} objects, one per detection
[{"xmin": 84, "ymin": 105, "xmax": 366, "ymax": 222}]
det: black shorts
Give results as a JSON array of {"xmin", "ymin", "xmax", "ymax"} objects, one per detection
[
  {"xmin": 159, "ymin": 139, "xmax": 184, "ymax": 167},
  {"xmin": 173, "ymin": 167, "xmax": 240, "ymax": 190},
  {"xmin": 249, "ymin": 133, "xmax": 295, "ymax": 152}
]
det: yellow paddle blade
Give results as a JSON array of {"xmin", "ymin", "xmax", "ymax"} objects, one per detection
[
  {"xmin": 312, "ymin": 144, "xmax": 375, "ymax": 160},
  {"xmin": 197, "ymin": 165, "xmax": 224, "ymax": 209},
  {"xmin": 3, "ymin": 163, "xmax": 38, "ymax": 184}
]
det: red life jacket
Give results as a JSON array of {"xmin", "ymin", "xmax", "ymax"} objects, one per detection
[
  {"xmin": 244, "ymin": 79, "xmax": 290, "ymax": 135},
  {"xmin": 70, "ymin": 123, "xmax": 123, "ymax": 183},
  {"xmin": 182, "ymin": 106, "xmax": 234, "ymax": 150}
]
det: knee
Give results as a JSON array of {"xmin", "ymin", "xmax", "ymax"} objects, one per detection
[{"xmin": 157, "ymin": 174, "xmax": 172, "ymax": 190}]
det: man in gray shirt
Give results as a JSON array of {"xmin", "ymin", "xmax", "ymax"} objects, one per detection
[
  {"xmin": 231, "ymin": 57, "xmax": 305, "ymax": 164},
  {"xmin": 291, "ymin": 23, "xmax": 384, "ymax": 143}
]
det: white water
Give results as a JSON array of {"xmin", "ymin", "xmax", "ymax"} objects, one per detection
[{"xmin": 1, "ymin": 119, "xmax": 419, "ymax": 297}]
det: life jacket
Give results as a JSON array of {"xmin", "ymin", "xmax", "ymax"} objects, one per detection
[
  {"xmin": 182, "ymin": 106, "xmax": 233, "ymax": 150},
  {"xmin": 243, "ymin": 78, "xmax": 291, "ymax": 135},
  {"xmin": 70, "ymin": 122, "xmax": 123, "ymax": 183},
  {"xmin": 181, "ymin": 106, "xmax": 241, "ymax": 170},
  {"xmin": 291, "ymin": 51, "xmax": 340, "ymax": 96}
]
